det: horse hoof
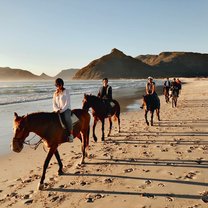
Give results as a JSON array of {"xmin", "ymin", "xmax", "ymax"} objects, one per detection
[
  {"xmin": 80, "ymin": 159, "xmax": 85, "ymax": 164},
  {"xmin": 37, "ymin": 183, "xmax": 44, "ymax": 191},
  {"xmin": 58, "ymin": 170, "xmax": 64, "ymax": 176}
]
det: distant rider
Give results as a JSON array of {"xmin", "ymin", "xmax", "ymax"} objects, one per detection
[
  {"xmin": 145, "ymin": 76, "xmax": 160, "ymax": 106},
  {"xmin": 176, "ymin": 78, "xmax": 182, "ymax": 95},
  {"xmin": 97, "ymin": 78, "xmax": 113, "ymax": 116},
  {"xmin": 171, "ymin": 78, "xmax": 180, "ymax": 97},
  {"xmin": 163, "ymin": 77, "xmax": 171, "ymax": 96}
]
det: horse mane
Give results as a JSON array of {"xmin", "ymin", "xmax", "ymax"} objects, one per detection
[
  {"xmin": 87, "ymin": 94, "xmax": 102, "ymax": 104},
  {"xmin": 26, "ymin": 112, "xmax": 57, "ymax": 122}
]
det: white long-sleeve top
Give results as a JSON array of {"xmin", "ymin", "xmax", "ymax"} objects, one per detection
[{"xmin": 53, "ymin": 89, "xmax": 71, "ymax": 113}]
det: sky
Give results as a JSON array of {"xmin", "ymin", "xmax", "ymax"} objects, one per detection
[{"xmin": 0, "ymin": 0, "xmax": 207, "ymax": 76}]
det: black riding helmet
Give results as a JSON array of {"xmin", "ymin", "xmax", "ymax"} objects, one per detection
[{"xmin": 55, "ymin": 78, "xmax": 64, "ymax": 86}]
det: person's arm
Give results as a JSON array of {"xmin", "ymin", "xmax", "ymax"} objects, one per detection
[
  {"xmin": 145, "ymin": 83, "xmax": 149, "ymax": 94},
  {"xmin": 108, "ymin": 86, "xmax": 112, "ymax": 99},
  {"xmin": 97, "ymin": 87, "xmax": 102, "ymax": 97},
  {"xmin": 163, "ymin": 81, "xmax": 166, "ymax": 87},
  {"xmin": 151, "ymin": 83, "xmax": 155, "ymax": 94},
  {"xmin": 53, "ymin": 92, "xmax": 60, "ymax": 112},
  {"xmin": 60, "ymin": 89, "xmax": 71, "ymax": 113}
]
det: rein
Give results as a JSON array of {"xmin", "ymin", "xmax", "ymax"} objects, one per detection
[{"xmin": 24, "ymin": 134, "xmax": 43, "ymax": 150}]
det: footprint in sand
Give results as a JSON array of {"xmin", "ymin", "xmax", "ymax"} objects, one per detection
[
  {"xmin": 124, "ymin": 168, "xmax": 134, "ymax": 173},
  {"xmin": 166, "ymin": 196, "xmax": 174, "ymax": 202},
  {"xmin": 202, "ymin": 192, "xmax": 208, "ymax": 203},
  {"xmin": 184, "ymin": 171, "xmax": 199, "ymax": 179}
]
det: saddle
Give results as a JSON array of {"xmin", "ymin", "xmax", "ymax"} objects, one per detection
[
  {"xmin": 103, "ymin": 100, "xmax": 115, "ymax": 116},
  {"xmin": 58, "ymin": 112, "xmax": 79, "ymax": 129}
]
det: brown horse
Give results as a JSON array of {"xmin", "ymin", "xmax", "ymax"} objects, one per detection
[
  {"xmin": 11, "ymin": 109, "xmax": 90, "ymax": 190},
  {"xmin": 169, "ymin": 88, "xmax": 178, "ymax": 108},
  {"xmin": 82, "ymin": 94, "xmax": 120, "ymax": 142},
  {"xmin": 142, "ymin": 94, "xmax": 160, "ymax": 126},
  {"xmin": 163, "ymin": 87, "xmax": 170, "ymax": 103}
]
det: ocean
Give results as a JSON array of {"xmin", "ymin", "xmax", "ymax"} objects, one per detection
[{"xmin": 0, "ymin": 79, "xmax": 162, "ymax": 155}]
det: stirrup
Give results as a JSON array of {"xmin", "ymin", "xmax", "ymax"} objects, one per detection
[{"xmin": 68, "ymin": 134, "xmax": 74, "ymax": 143}]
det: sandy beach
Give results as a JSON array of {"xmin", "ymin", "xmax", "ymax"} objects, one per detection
[{"xmin": 0, "ymin": 78, "xmax": 208, "ymax": 208}]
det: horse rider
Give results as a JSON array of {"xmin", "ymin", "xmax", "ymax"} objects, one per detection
[
  {"xmin": 53, "ymin": 78, "xmax": 73, "ymax": 142},
  {"xmin": 163, "ymin": 77, "xmax": 171, "ymax": 96},
  {"xmin": 97, "ymin": 78, "xmax": 113, "ymax": 116},
  {"xmin": 145, "ymin": 76, "xmax": 160, "ymax": 106},
  {"xmin": 176, "ymin": 78, "xmax": 182, "ymax": 95},
  {"xmin": 171, "ymin": 78, "xmax": 180, "ymax": 97}
]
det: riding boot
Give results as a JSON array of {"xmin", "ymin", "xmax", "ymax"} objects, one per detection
[{"xmin": 68, "ymin": 134, "xmax": 74, "ymax": 143}]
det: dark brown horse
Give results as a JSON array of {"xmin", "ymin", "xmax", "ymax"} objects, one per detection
[
  {"xmin": 11, "ymin": 109, "xmax": 90, "ymax": 190},
  {"xmin": 142, "ymin": 94, "xmax": 160, "ymax": 126},
  {"xmin": 82, "ymin": 94, "xmax": 120, "ymax": 142},
  {"xmin": 163, "ymin": 87, "xmax": 170, "ymax": 103},
  {"xmin": 169, "ymin": 88, "xmax": 178, "ymax": 108}
]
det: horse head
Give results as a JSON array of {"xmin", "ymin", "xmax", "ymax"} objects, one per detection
[
  {"xmin": 11, "ymin": 112, "xmax": 29, "ymax": 153},
  {"xmin": 82, "ymin": 94, "xmax": 90, "ymax": 111},
  {"xmin": 142, "ymin": 94, "xmax": 152, "ymax": 110},
  {"xmin": 142, "ymin": 95, "xmax": 148, "ymax": 107}
]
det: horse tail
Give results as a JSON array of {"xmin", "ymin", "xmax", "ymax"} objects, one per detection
[
  {"xmin": 112, "ymin": 114, "xmax": 117, "ymax": 122},
  {"xmin": 112, "ymin": 99, "xmax": 120, "ymax": 122}
]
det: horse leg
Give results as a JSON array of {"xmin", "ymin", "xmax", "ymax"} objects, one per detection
[
  {"xmin": 172, "ymin": 97, "xmax": 174, "ymax": 108},
  {"xmin": 145, "ymin": 110, "xmax": 149, "ymax": 126},
  {"xmin": 117, "ymin": 114, "xmax": 121, "ymax": 133},
  {"xmin": 101, "ymin": 119, "xmax": 105, "ymax": 141},
  {"xmin": 107, "ymin": 117, "xmax": 112, "ymax": 137},
  {"xmin": 54, "ymin": 149, "xmax": 64, "ymax": 175},
  {"xmin": 86, "ymin": 126, "xmax": 90, "ymax": 157},
  {"xmin": 38, "ymin": 146, "xmax": 57, "ymax": 190},
  {"xmin": 80, "ymin": 132, "xmax": 86, "ymax": 164},
  {"xmin": 151, "ymin": 110, "xmax": 154, "ymax": 126},
  {"xmin": 156, "ymin": 109, "xmax": 161, "ymax": 121},
  {"xmin": 92, "ymin": 118, "xmax": 98, "ymax": 142}
]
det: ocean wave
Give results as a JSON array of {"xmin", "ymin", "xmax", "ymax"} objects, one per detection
[{"xmin": 0, "ymin": 79, "xmax": 156, "ymax": 105}]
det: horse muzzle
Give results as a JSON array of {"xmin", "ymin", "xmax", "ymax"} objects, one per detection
[{"xmin": 11, "ymin": 139, "xmax": 23, "ymax": 153}]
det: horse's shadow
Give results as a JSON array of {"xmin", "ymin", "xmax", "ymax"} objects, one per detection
[
  {"xmin": 45, "ymin": 167, "xmax": 206, "ymax": 200},
  {"xmin": 46, "ymin": 187, "xmax": 202, "ymax": 200},
  {"xmin": 110, "ymin": 130, "xmax": 208, "ymax": 138}
]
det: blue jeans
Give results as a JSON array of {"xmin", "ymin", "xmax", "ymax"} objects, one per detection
[{"xmin": 61, "ymin": 109, "xmax": 73, "ymax": 133}]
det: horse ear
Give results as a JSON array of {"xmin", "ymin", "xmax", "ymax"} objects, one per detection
[{"xmin": 14, "ymin": 112, "xmax": 18, "ymax": 118}]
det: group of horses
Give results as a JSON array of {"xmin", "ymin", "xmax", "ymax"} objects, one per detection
[{"xmin": 11, "ymin": 93, "xmax": 160, "ymax": 190}]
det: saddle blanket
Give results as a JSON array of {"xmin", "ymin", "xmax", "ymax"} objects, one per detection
[{"xmin": 58, "ymin": 113, "xmax": 79, "ymax": 129}]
